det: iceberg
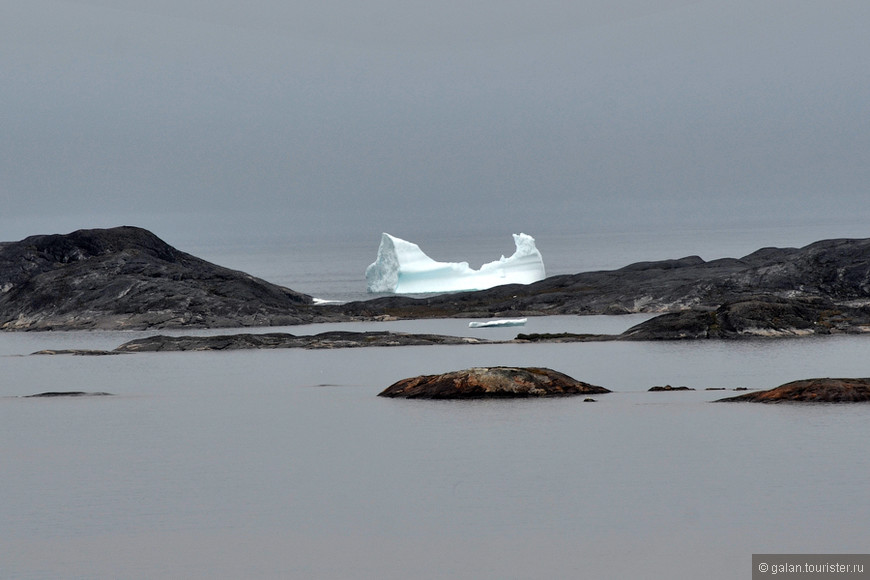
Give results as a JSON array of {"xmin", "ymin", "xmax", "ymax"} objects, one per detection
[{"xmin": 365, "ymin": 233, "xmax": 546, "ymax": 294}]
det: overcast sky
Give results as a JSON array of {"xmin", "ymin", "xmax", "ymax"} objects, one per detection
[{"xmin": 2, "ymin": 0, "xmax": 868, "ymax": 244}]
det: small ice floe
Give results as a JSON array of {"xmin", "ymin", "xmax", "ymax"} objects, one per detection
[
  {"xmin": 312, "ymin": 298, "xmax": 342, "ymax": 305},
  {"xmin": 468, "ymin": 318, "xmax": 527, "ymax": 328}
]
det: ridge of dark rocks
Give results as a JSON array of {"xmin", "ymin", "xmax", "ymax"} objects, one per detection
[
  {"xmin": 0, "ymin": 226, "xmax": 326, "ymax": 330},
  {"xmin": 28, "ymin": 331, "xmax": 493, "ymax": 354},
  {"xmin": 620, "ymin": 294, "xmax": 870, "ymax": 340},
  {"xmin": 23, "ymin": 391, "xmax": 114, "ymax": 398},
  {"xmin": 5, "ymin": 227, "xmax": 870, "ymax": 333},
  {"xmin": 113, "ymin": 331, "xmax": 487, "ymax": 352},
  {"xmin": 337, "ymin": 237, "xmax": 870, "ymax": 320}
]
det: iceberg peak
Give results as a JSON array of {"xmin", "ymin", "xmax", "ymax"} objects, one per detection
[{"xmin": 365, "ymin": 233, "xmax": 546, "ymax": 294}]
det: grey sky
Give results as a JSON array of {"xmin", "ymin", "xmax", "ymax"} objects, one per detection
[{"xmin": 2, "ymin": 0, "xmax": 868, "ymax": 244}]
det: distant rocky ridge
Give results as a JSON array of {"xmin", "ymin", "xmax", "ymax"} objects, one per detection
[
  {"xmin": 341, "ymin": 237, "xmax": 870, "ymax": 320},
  {"xmin": 340, "ymin": 237, "xmax": 870, "ymax": 340},
  {"xmin": 4, "ymin": 227, "xmax": 870, "ymax": 335}
]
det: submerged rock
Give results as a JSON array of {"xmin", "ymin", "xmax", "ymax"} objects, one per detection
[
  {"xmin": 378, "ymin": 366, "xmax": 611, "ymax": 399},
  {"xmin": 514, "ymin": 332, "xmax": 616, "ymax": 343},
  {"xmin": 32, "ymin": 349, "xmax": 124, "ymax": 356},
  {"xmin": 24, "ymin": 391, "xmax": 114, "ymax": 397},
  {"xmin": 715, "ymin": 378, "xmax": 870, "ymax": 403}
]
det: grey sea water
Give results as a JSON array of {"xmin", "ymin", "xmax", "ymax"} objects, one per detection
[{"xmin": 2, "ymin": 225, "xmax": 869, "ymax": 579}]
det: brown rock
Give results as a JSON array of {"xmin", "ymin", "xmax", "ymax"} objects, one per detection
[
  {"xmin": 715, "ymin": 378, "xmax": 870, "ymax": 403},
  {"xmin": 378, "ymin": 366, "xmax": 610, "ymax": 399}
]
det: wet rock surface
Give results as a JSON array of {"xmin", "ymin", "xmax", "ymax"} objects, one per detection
[
  {"xmin": 715, "ymin": 378, "xmax": 870, "ymax": 403},
  {"xmin": 378, "ymin": 366, "xmax": 611, "ymax": 399}
]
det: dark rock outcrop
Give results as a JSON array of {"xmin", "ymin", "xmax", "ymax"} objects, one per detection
[
  {"xmin": 515, "ymin": 332, "xmax": 616, "ymax": 343},
  {"xmin": 715, "ymin": 378, "xmax": 870, "ymax": 403},
  {"xmin": 32, "ymin": 349, "xmax": 126, "ymax": 356},
  {"xmin": 114, "ymin": 331, "xmax": 489, "ymax": 352},
  {"xmin": 648, "ymin": 385, "xmax": 695, "ymax": 391},
  {"xmin": 620, "ymin": 295, "xmax": 870, "ymax": 340},
  {"xmin": 378, "ymin": 366, "xmax": 611, "ymax": 399},
  {"xmin": 0, "ymin": 226, "xmax": 323, "ymax": 330},
  {"xmin": 341, "ymin": 238, "xmax": 870, "ymax": 319}
]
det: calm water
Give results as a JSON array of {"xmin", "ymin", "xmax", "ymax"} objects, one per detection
[{"xmin": 2, "ymin": 226, "xmax": 870, "ymax": 579}]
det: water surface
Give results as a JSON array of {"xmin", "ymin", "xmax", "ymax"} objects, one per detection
[{"xmin": 2, "ymin": 324, "xmax": 869, "ymax": 579}]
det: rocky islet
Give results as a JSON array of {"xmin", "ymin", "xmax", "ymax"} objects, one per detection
[
  {"xmin": 715, "ymin": 378, "xmax": 870, "ymax": 403},
  {"xmin": 378, "ymin": 367, "xmax": 611, "ymax": 399}
]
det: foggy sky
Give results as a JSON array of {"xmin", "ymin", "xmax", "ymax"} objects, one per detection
[{"xmin": 2, "ymin": 0, "xmax": 869, "ymax": 244}]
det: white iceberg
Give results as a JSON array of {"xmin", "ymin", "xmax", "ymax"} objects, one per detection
[{"xmin": 365, "ymin": 233, "xmax": 546, "ymax": 294}]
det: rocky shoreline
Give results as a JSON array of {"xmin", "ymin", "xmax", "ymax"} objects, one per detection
[
  {"xmin": 7, "ymin": 229, "xmax": 870, "ymax": 405},
  {"xmin": 4, "ymin": 227, "xmax": 870, "ymax": 340},
  {"xmin": 335, "ymin": 237, "xmax": 870, "ymax": 321}
]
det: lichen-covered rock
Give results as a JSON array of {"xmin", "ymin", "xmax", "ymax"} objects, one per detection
[
  {"xmin": 715, "ymin": 378, "xmax": 870, "ymax": 403},
  {"xmin": 378, "ymin": 366, "xmax": 610, "ymax": 399}
]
